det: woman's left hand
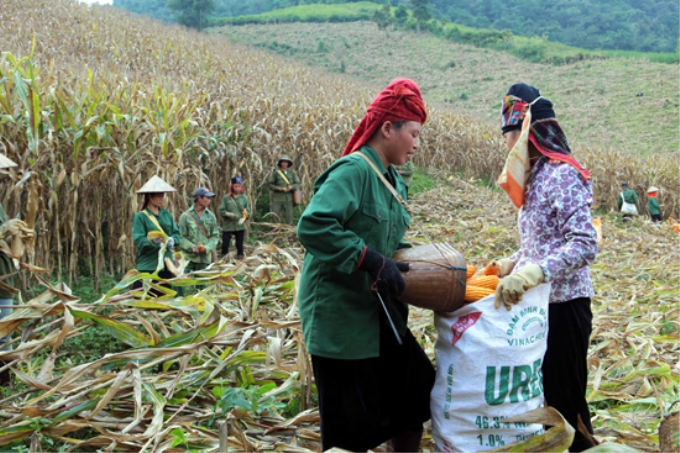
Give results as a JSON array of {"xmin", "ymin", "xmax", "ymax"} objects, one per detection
[{"xmin": 359, "ymin": 247, "xmax": 410, "ymax": 297}]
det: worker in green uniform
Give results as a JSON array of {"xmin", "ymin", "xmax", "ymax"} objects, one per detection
[
  {"xmin": 0, "ymin": 153, "xmax": 18, "ymax": 385},
  {"xmin": 395, "ymin": 160, "xmax": 414, "ymax": 186},
  {"xmin": 296, "ymin": 78, "xmax": 434, "ymax": 452},
  {"xmin": 617, "ymin": 182, "xmax": 638, "ymax": 220},
  {"xmin": 179, "ymin": 187, "xmax": 220, "ymax": 273},
  {"xmin": 268, "ymin": 156, "xmax": 299, "ymax": 225},
  {"xmin": 647, "ymin": 186, "xmax": 661, "ymax": 222},
  {"xmin": 219, "ymin": 176, "xmax": 250, "ymax": 260},
  {"xmin": 132, "ymin": 176, "xmax": 181, "ymax": 293}
]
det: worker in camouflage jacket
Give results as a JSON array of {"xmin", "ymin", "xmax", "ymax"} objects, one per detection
[
  {"xmin": 268, "ymin": 155, "xmax": 300, "ymax": 225},
  {"xmin": 179, "ymin": 187, "xmax": 220, "ymax": 273},
  {"xmin": 395, "ymin": 160, "xmax": 414, "ymax": 186},
  {"xmin": 219, "ymin": 176, "xmax": 251, "ymax": 260}
]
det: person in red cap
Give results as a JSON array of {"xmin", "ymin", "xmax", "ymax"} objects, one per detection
[{"xmin": 296, "ymin": 78, "xmax": 434, "ymax": 452}]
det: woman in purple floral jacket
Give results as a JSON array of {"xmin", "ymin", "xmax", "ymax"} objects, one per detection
[{"xmin": 494, "ymin": 83, "xmax": 599, "ymax": 452}]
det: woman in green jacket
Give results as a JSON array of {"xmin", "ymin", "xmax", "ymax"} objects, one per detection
[
  {"xmin": 219, "ymin": 176, "xmax": 250, "ymax": 260},
  {"xmin": 132, "ymin": 176, "xmax": 181, "ymax": 291},
  {"xmin": 296, "ymin": 79, "xmax": 434, "ymax": 452}
]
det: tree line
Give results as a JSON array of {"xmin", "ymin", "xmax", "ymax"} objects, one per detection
[{"xmin": 112, "ymin": 0, "xmax": 678, "ymax": 53}]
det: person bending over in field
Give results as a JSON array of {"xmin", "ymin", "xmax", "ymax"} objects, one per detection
[
  {"xmin": 493, "ymin": 83, "xmax": 599, "ymax": 452},
  {"xmin": 617, "ymin": 182, "xmax": 638, "ymax": 221},
  {"xmin": 268, "ymin": 155, "xmax": 299, "ymax": 225},
  {"xmin": 132, "ymin": 176, "xmax": 181, "ymax": 294},
  {"xmin": 296, "ymin": 78, "xmax": 434, "ymax": 452},
  {"xmin": 219, "ymin": 176, "xmax": 250, "ymax": 260}
]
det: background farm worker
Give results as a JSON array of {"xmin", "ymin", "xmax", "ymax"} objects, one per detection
[
  {"xmin": 268, "ymin": 155, "xmax": 299, "ymax": 225},
  {"xmin": 179, "ymin": 187, "xmax": 220, "ymax": 273},
  {"xmin": 647, "ymin": 186, "xmax": 661, "ymax": 222},
  {"xmin": 296, "ymin": 78, "xmax": 434, "ymax": 452},
  {"xmin": 617, "ymin": 182, "xmax": 638, "ymax": 220},
  {"xmin": 494, "ymin": 83, "xmax": 599, "ymax": 452},
  {"xmin": 132, "ymin": 176, "xmax": 181, "ymax": 291},
  {"xmin": 0, "ymin": 153, "xmax": 18, "ymax": 385},
  {"xmin": 395, "ymin": 160, "xmax": 415, "ymax": 186},
  {"xmin": 219, "ymin": 176, "xmax": 250, "ymax": 260}
]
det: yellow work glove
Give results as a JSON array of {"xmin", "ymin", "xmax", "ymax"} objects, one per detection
[
  {"xmin": 494, "ymin": 263, "xmax": 544, "ymax": 311},
  {"xmin": 493, "ymin": 258, "xmax": 515, "ymax": 278},
  {"xmin": 242, "ymin": 209, "xmax": 248, "ymax": 219}
]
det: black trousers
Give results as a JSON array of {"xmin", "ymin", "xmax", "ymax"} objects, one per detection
[
  {"xmin": 543, "ymin": 298, "xmax": 594, "ymax": 452},
  {"xmin": 311, "ymin": 319, "xmax": 435, "ymax": 452},
  {"xmin": 222, "ymin": 230, "xmax": 244, "ymax": 256},
  {"xmin": 651, "ymin": 214, "xmax": 662, "ymax": 222}
]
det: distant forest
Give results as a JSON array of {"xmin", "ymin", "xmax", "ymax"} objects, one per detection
[{"xmin": 112, "ymin": 0, "xmax": 679, "ymax": 53}]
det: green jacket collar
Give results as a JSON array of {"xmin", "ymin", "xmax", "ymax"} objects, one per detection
[
  {"xmin": 357, "ymin": 145, "xmax": 388, "ymax": 174},
  {"xmin": 188, "ymin": 205, "xmax": 210, "ymax": 218},
  {"xmin": 356, "ymin": 145, "xmax": 401, "ymax": 185}
]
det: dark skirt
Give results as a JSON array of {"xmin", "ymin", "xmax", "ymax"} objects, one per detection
[
  {"xmin": 543, "ymin": 298, "xmax": 594, "ymax": 452},
  {"xmin": 312, "ymin": 316, "xmax": 435, "ymax": 451}
]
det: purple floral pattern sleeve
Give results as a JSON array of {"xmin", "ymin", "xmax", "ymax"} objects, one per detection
[{"xmin": 512, "ymin": 158, "xmax": 598, "ymax": 304}]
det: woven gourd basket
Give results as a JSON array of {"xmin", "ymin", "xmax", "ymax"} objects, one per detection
[{"xmin": 393, "ymin": 243, "xmax": 467, "ymax": 313}]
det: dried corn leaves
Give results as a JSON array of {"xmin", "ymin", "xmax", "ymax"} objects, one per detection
[{"xmin": 0, "ymin": 179, "xmax": 677, "ymax": 452}]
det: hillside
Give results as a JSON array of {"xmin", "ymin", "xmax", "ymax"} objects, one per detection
[
  {"xmin": 215, "ymin": 20, "xmax": 680, "ymax": 156},
  {"xmin": 427, "ymin": 0, "xmax": 679, "ymax": 53},
  {"xmin": 112, "ymin": 0, "xmax": 679, "ymax": 53}
]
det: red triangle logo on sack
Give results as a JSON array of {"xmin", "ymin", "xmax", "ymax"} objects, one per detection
[{"xmin": 450, "ymin": 311, "xmax": 482, "ymax": 345}]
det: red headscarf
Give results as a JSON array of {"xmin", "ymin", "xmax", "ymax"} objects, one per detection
[{"xmin": 342, "ymin": 78, "xmax": 427, "ymax": 156}]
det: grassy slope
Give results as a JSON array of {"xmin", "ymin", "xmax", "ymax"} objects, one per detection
[
  {"xmin": 213, "ymin": 1, "xmax": 380, "ymax": 24},
  {"xmin": 214, "ymin": 21, "xmax": 679, "ymax": 156}
]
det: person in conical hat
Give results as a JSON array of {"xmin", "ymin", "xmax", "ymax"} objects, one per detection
[
  {"xmin": 647, "ymin": 186, "xmax": 661, "ymax": 222},
  {"xmin": 269, "ymin": 155, "xmax": 300, "ymax": 225},
  {"xmin": 132, "ymin": 175, "xmax": 181, "ymax": 293},
  {"xmin": 296, "ymin": 78, "xmax": 432, "ymax": 452},
  {"xmin": 0, "ymin": 153, "xmax": 17, "ymax": 384}
]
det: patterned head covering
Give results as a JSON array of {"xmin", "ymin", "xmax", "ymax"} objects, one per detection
[
  {"xmin": 342, "ymin": 78, "xmax": 427, "ymax": 156},
  {"xmin": 500, "ymin": 83, "xmax": 590, "ymax": 181}
]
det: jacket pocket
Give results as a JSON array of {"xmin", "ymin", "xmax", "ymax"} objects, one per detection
[{"xmin": 361, "ymin": 201, "xmax": 389, "ymax": 250}]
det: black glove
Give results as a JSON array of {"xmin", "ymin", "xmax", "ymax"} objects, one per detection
[{"xmin": 358, "ymin": 247, "xmax": 410, "ymax": 297}]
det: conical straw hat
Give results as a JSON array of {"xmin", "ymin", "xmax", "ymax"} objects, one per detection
[
  {"xmin": 0, "ymin": 154, "xmax": 18, "ymax": 169},
  {"xmin": 647, "ymin": 186, "xmax": 659, "ymax": 193},
  {"xmin": 137, "ymin": 175, "xmax": 176, "ymax": 194}
]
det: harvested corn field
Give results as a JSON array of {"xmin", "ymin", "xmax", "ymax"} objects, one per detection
[
  {"xmin": 0, "ymin": 176, "xmax": 677, "ymax": 451},
  {"xmin": 0, "ymin": 0, "xmax": 677, "ymax": 451},
  {"xmin": 0, "ymin": 0, "xmax": 678, "ymax": 284}
]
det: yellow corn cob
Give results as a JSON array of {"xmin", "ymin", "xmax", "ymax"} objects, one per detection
[
  {"xmin": 481, "ymin": 262, "xmax": 500, "ymax": 276},
  {"xmin": 464, "ymin": 285, "xmax": 494, "ymax": 303},
  {"xmin": 467, "ymin": 275, "xmax": 500, "ymax": 290},
  {"xmin": 466, "ymin": 265, "xmax": 477, "ymax": 279}
]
